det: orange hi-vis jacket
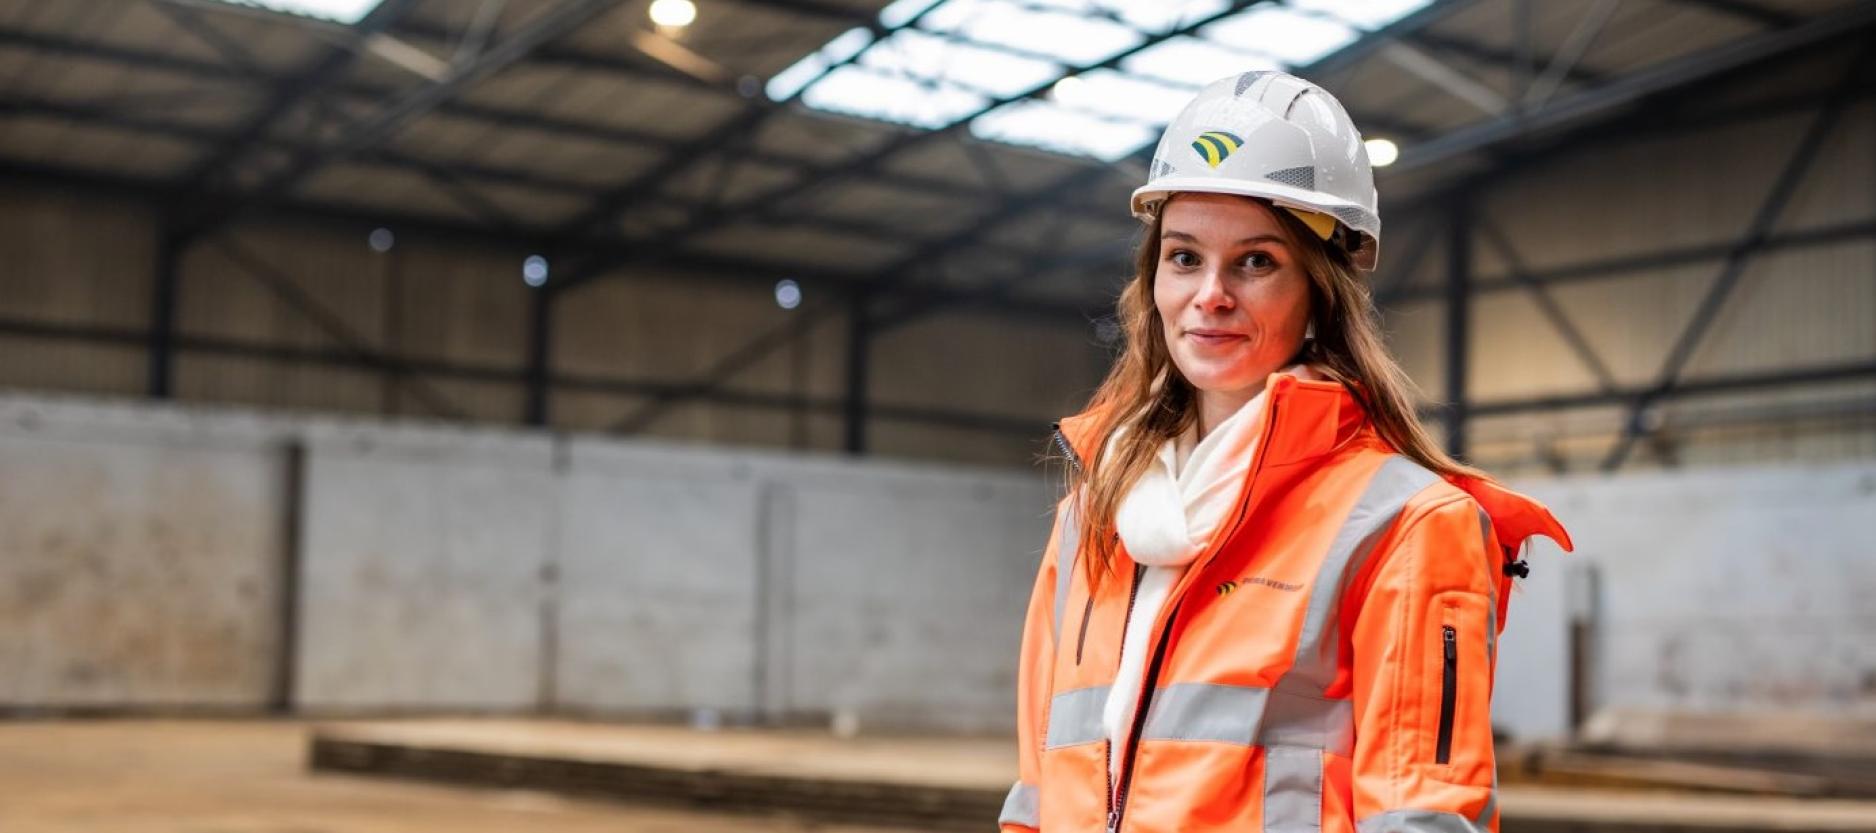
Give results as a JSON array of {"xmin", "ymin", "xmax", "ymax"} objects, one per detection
[{"xmin": 999, "ymin": 372, "xmax": 1572, "ymax": 833}]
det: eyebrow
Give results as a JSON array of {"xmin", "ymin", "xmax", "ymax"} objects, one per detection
[{"xmin": 1161, "ymin": 230, "xmax": 1289, "ymax": 248}]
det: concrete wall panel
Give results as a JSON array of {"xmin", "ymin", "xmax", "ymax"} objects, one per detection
[
  {"xmin": 1520, "ymin": 461, "xmax": 1876, "ymax": 717},
  {"xmin": 782, "ymin": 465, "xmax": 1050, "ymax": 733},
  {"xmin": 555, "ymin": 442, "xmax": 763, "ymax": 714},
  {"xmin": 0, "ymin": 399, "xmax": 284, "ymax": 707},
  {"xmin": 294, "ymin": 428, "xmax": 554, "ymax": 711}
]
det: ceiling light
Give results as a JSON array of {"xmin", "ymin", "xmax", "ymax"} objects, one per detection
[
  {"xmin": 649, "ymin": 0, "xmax": 697, "ymax": 28},
  {"xmin": 775, "ymin": 279, "xmax": 802, "ymax": 310},
  {"xmin": 523, "ymin": 255, "xmax": 549, "ymax": 287},
  {"xmin": 1364, "ymin": 137, "xmax": 1398, "ymax": 167}
]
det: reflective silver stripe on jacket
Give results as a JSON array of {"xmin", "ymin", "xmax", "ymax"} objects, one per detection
[
  {"xmin": 1044, "ymin": 685, "xmax": 1110, "ymax": 749},
  {"xmin": 998, "ymin": 781, "xmax": 1040, "ymax": 828},
  {"xmin": 1051, "ymin": 501, "xmax": 1079, "ymax": 642},
  {"xmin": 1356, "ymin": 809, "xmax": 1491, "ymax": 833}
]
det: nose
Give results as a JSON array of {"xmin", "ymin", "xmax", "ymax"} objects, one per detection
[{"xmin": 1192, "ymin": 264, "xmax": 1234, "ymax": 312}]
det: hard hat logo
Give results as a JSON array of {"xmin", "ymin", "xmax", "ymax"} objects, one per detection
[{"xmin": 1190, "ymin": 131, "xmax": 1244, "ymax": 169}]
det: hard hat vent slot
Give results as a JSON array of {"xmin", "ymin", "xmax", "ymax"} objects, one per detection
[
  {"xmin": 1266, "ymin": 166, "xmax": 1315, "ymax": 190},
  {"xmin": 1234, "ymin": 71, "xmax": 1272, "ymax": 97}
]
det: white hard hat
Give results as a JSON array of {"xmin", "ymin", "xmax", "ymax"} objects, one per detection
[{"xmin": 1131, "ymin": 70, "xmax": 1382, "ymax": 271}]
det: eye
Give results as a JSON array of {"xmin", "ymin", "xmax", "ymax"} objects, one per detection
[
  {"xmin": 1167, "ymin": 249, "xmax": 1199, "ymax": 269},
  {"xmin": 1242, "ymin": 251, "xmax": 1277, "ymax": 271}
]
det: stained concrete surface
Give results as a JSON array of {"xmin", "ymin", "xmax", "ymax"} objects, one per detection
[
  {"xmin": 0, "ymin": 719, "xmax": 923, "ymax": 833},
  {"xmin": 311, "ymin": 720, "xmax": 1876, "ymax": 833}
]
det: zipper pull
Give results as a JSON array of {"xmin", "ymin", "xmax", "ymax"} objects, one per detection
[
  {"xmin": 1443, "ymin": 625, "xmax": 1457, "ymax": 660},
  {"xmin": 1107, "ymin": 810, "xmax": 1121, "ymax": 833}
]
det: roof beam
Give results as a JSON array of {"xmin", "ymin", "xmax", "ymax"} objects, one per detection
[
  {"xmin": 1392, "ymin": 0, "xmax": 1876, "ymax": 172},
  {"xmin": 0, "ymin": 154, "xmax": 1088, "ymax": 325},
  {"xmin": 0, "ymin": 24, "xmax": 1118, "ymax": 227},
  {"xmin": 1664, "ymin": 0, "xmax": 1800, "ymax": 30},
  {"xmin": 1408, "ymin": 29, "xmax": 1607, "ymax": 86},
  {"xmin": 550, "ymin": 0, "xmax": 1279, "ymax": 294},
  {"xmin": 172, "ymin": 0, "xmax": 625, "ymax": 239},
  {"xmin": 162, "ymin": 0, "xmax": 420, "ymax": 199}
]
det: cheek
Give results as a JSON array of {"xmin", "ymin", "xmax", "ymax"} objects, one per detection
[
  {"xmin": 1252, "ymin": 274, "xmax": 1312, "ymax": 334},
  {"xmin": 1152, "ymin": 270, "xmax": 1180, "ymax": 318}
]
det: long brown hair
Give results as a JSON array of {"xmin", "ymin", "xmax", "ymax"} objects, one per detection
[{"xmin": 1066, "ymin": 196, "xmax": 1484, "ymax": 585}]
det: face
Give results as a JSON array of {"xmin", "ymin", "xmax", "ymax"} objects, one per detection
[{"xmin": 1153, "ymin": 194, "xmax": 1314, "ymax": 404}]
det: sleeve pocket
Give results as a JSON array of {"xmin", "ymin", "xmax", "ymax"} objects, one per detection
[{"xmin": 1423, "ymin": 589, "xmax": 1494, "ymax": 787}]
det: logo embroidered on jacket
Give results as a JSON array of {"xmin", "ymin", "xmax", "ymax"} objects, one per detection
[{"xmin": 1217, "ymin": 576, "xmax": 1303, "ymax": 595}]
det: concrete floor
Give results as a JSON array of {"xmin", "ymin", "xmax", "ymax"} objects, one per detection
[
  {"xmin": 0, "ymin": 719, "xmax": 921, "ymax": 833},
  {"xmin": 10, "ymin": 718, "xmax": 1876, "ymax": 833}
]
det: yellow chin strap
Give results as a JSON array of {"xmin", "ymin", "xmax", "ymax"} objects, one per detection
[{"xmin": 1283, "ymin": 206, "xmax": 1338, "ymax": 241}]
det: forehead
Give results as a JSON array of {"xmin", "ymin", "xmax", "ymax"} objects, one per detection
[{"xmin": 1160, "ymin": 194, "xmax": 1284, "ymax": 239}]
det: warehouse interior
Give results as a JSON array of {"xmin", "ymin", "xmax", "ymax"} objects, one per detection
[{"xmin": 2, "ymin": 0, "xmax": 1874, "ymax": 830}]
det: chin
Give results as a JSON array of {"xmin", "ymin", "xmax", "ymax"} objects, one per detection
[{"xmin": 1178, "ymin": 365, "xmax": 1262, "ymax": 395}]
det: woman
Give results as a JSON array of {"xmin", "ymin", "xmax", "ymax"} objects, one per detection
[{"xmin": 997, "ymin": 72, "xmax": 1572, "ymax": 833}]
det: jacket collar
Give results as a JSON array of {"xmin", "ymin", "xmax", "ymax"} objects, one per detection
[
  {"xmin": 1054, "ymin": 369, "xmax": 1574, "ymax": 553},
  {"xmin": 1055, "ymin": 367, "xmax": 1365, "ymax": 472}
]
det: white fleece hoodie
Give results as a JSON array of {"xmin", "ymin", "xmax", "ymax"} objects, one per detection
[{"xmin": 1102, "ymin": 365, "xmax": 1318, "ymax": 788}]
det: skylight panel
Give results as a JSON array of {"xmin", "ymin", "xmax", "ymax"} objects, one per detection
[
  {"xmin": 1053, "ymin": 69, "xmax": 1193, "ymax": 126},
  {"xmin": 879, "ymin": 0, "xmax": 946, "ymax": 28},
  {"xmin": 919, "ymin": 0, "xmax": 1144, "ymax": 66},
  {"xmin": 801, "ymin": 65, "xmax": 989, "ymax": 129},
  {"xmin": 1288, "ymin": 0, "xmax": 1437, "ymax": 30},
  {"xmin": 209, "ymin": 0, "xmax": 385, "ymax": 24},
  {"xmin": 859, "ymin": 29, "xmax": 1063, "ymax": 99},
  {"xmin": 770, "ymin": 0, "xmax": 1433, "ymax": 163},
  {"xmin": 1121, "ymin": 36, "xmax": 1281, "ymax": 88},
  {"xmin": 768, "ymin": 27, "xmax": 876, "ymax": 101},
  {"xmin": 1101, "ymin": 0, "xmax": 1235, "ymax": 35},
  {"xmin": 1202, "ymin": 5, "xmax": 1359, "ymax": 66},
  {"xmin": 970, "ymin": 100, "xmax": 1158, "ymax": 162}
]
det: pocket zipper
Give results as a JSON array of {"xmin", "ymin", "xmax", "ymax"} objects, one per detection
[{"xmin": 1437, "ymin": 624, "xmax": 1457, "ymax": 765}]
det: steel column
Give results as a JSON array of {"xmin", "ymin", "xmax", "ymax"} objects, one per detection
[
  {"xmin": 146, "ymin": 226, "xmax": 185, "ymax": 398},
  {"xmin": 844, "ymin": 292, "xmax": 872, "ymax": 454},
  {"xmin": 525, "ymin": 286, "xmax": 554, "ymax": 426},
  {"xmin": 1445, "ymin": 194, "xmax": 1472, "ymax": 460}
]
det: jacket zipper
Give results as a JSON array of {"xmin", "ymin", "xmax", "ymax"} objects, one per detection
[
  {"xmin": 1052, "ymin": 424, "xmax": 1084, "ymax": 474},
  {"xmin": 1104, "ymin": 387, "xmax": 1288, "ymax": 833},
  {"xmin": 1106, "ymin": 565, "xmax": 1146, "ymax": 833},
  {"xmin": 1437, "ymin": 625, "xmax": 1457, "ymax": 765},
  {"xmin": 1109, "ymin": 600, "xmax": 1175, "ymax": 833}
]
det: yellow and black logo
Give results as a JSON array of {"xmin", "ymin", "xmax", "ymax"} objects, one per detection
[
  {"xmin": 1191, "ymin": 131, "xmax": 1243, "ymax": 169},
  {"xmin": 1218, "ymin": 576, "xmax": 1303, "ymax": 596}
]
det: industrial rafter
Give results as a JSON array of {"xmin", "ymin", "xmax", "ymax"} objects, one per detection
[
  {"xmin": 173, "ymin": 0, "xmax": 626, "ymax": 239},
  {"xmin": 548, "ymin": 0, "xmax": 1278, "ymax": 294},
  {"xmin": 160, "ymin": 0, "xmax": 420, "ymax": 202}
]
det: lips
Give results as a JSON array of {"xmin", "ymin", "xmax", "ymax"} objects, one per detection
[{"xmin": 1185, "ymin": 328, "xmax": 1246, "ymax": 347}]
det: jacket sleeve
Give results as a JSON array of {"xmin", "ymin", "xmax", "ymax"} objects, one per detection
[
  {"xmin": 1347, "ymin": 494, "xmax": 1502, "ymax": 833},
  {"xmin": 999, "ymin": 496, "xmax": 1068, "ymax": 832}
]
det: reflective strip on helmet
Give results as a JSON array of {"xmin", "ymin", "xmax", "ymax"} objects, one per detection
[
  {"xmin": 998, "ymin": 781, "xmax": 1040, "ymax": 828},
  {"xmin": 1263, "ymin": 745, "xmax": 1324, "ymax": 833},
  {"xmin": 1355, "ymin": 810, "xmax": 1491, "ymax": 833},
  {"xmin": 1051, "ymin": 501, "xmax": 1079, "ymax": 643},
  {"xmin": 1044, "ymin": 685, "xmax": 1110, "ymax": 749}
]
